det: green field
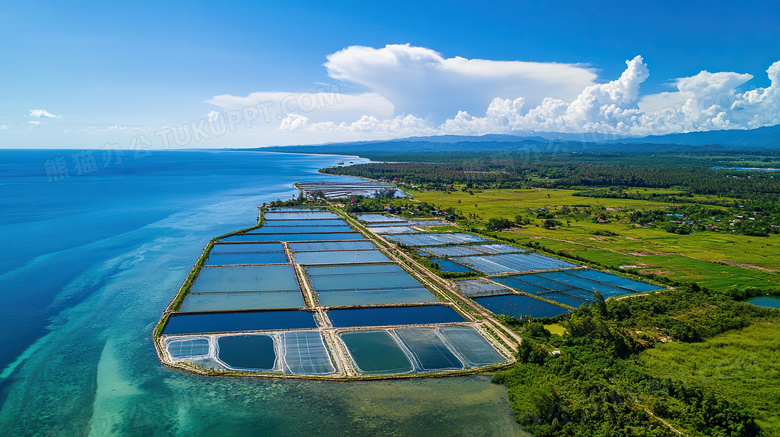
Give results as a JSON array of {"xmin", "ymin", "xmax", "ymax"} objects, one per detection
[
  {"xmin": 638, "ymin": 321, "xmax": 780, "ymax": 435},
  {"xmin": 409, "ymin": 187, "xmax": 780, "ymax": 291}
]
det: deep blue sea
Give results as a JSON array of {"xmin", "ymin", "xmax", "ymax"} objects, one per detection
[{"xmin": 0, "ymin": 150, "xmax": 522, "ymax": 436}]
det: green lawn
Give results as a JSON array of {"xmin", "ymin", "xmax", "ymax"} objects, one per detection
[{"xmin": 637, "ymin": 321, "xmax": 780, "ymax": 435}]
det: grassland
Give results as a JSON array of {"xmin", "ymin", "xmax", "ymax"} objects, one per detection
[
  {"xmin": 409, "ymin": 187, "xmax": 780, "ymax": 291},
  {"xmin": 637, "ymin": 321, "xmax": 780, "ymax": 435}
]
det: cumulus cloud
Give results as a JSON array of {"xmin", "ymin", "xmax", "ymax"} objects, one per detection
[
  {"xmin": 434, "ymin": 56, "xmax": 780, "ymax": 138},
  {"xmin": 324, "ymin": 43, "xmax": 597, "ymax": 119},
  {"xmin": 205, "ymin": 44, "xmax": 780, "ymax": 144},
  {"xmin": 207, "ymin": 110, "xmax": 220, "ymax": 121},
  {"xmin": 107, "ymin": 125, "xmax": 128, "ymax": 131},
  {"xmin": 0, "ymin": 125, "xmax": 9, "ymax": 130},
  {"xmin": 28, "ymin": 109, "xmax": 58, "ymax": 118},
  {"xmin": 27, "ymin": 121, "xmax": 41, "ymax": 127}
]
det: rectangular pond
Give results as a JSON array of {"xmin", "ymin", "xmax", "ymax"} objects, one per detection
[
  {"xmin": 179, "ymin": 291, "xmax": 305, "ymax": 312},
  {"xmin": 221, "ymin": 233, "xmax": 365, "ymax": 242},
  {"xmin": 211, "ymin": 242, "xmax": 285, "ymax": 253},
  {"xmin": 452, "ymin": 279, "xmax": 511, "ymax": 297},
  {"xmin": 262, "ymin": 219, "xmax": 348, "ymax": 227},
  {"xmin": 539, "ymin": 292, "xmax": 587, "ymax": 308},
  {"xmin": 205, "ymin": 251, "xmax": 288, "ymax": 266},
  {"xmin": 385, "ymin": 233, "xmax": 491, "ymax": 246},
  {"xmin": 536, "ymin": 272, "xmax": 634, "ymax": 297},
  {"xmin": 372, "ymin": 226, "xmax": 419, "ymax": 234},
  {"xmin": 163, "ymin": 310, "xmax": 317, "ymax": 335},
  {"xmin": 438, "ymin": 326, "xmax": 505, "ymax": 367},
  {"xmin": 289, "ymin": 241, "xmax": 377, "ymax": 252},
  {"xmin": 495, "ymin": 275, "xmax": 569, "ymax": 293},
  {"xmin": 191, "ymin": 265, "xmax": 300, "ymax": 293},
  {"xmin": 217, "ymin": 334, "xmax": 277, "ymax": 371},
  {"xmin": 315, "ymin": 287, "xmax": 438, "ymax": 307},
  {"xmin": 327, "ymin": 305, "xmax": 465, "ymax": 328},
  {"xmin": 395, "ymin": 328, "xmax": 463, "ymax": 371},
  {"xmin": 280, "ymin": 331, "xmax": 335, "ymax": 375},
  {"xmin": 356, "ymin": 214, "xmax": 406, "ymax": 224},
  {"xmin": 306, "ymin": 264, "xmax": 422, "ymax": 291},
  {"xmin": 340, "ymin": 331, "xmax": 414, "ymax": 375},
  {"xmin": 473, "ymin": 244, "xmax": 526, "ymax": 254},
  {"xmin": 431, "ymin": 258, "xmax": 475, "ymax": 273},
  {"xmin": 565, "ymin": 269, "xmax": 662, "ymax": 293},
  {"xmin": 247, "ymin": 225, "xmax": 353, "ymax": 234},
  {"xmin": 293, "ymin": 250, "xmax": 391, "ymax": 265},
  {"xmin": 423, "ymin": 246, "xmax": 484, "ymax": 257},
  {"xmin": 263, "ymin": 211, "xmax": 339, "ymax": 220},
  {"xmin": 166, "ymin": 337, "xmax": 210, "ymax": 359},
  {"xmin": 473, "ymin": 294, "xmax": 570, "ymax": 319},
  {"xmin": 453, "ymin": 253, "xmax": 576, "ymax": 275}
]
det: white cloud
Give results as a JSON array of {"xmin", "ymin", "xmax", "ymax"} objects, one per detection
[
  {"xmin": 107, "ymin": 125, "xmax": 128, "ymax": 131},
  {"xmin": 27, "ymin": 121, "xmax": 41, "ymax": 127},
  {"xmin": 0, "ymin": 125, "xmax": 8, "ymax": 130},
  {"xmin": 324, "ymin": 43, "xmax": 597, "ymax": 119},
  {"xmin": 207, "ymin": 90, "xmax": 394, "ymax": 124},
  {"xmin": 434, "ymin": 56, "xmax": 780, "ymax": 138},
  {"xmin": 28, "ymin": 109, "xmax": 58, "ymax": 118},
  {"xmin": 202, "ymin": 45, "xmax": 780, "ymax": 145},
  {"xmin": 207, "ymin": 110, "xmax": 220, "ymax": 121}
]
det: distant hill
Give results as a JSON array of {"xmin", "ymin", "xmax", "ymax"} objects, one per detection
[
  {"xmin": 258, "ymin": 124, "xmax": 779, "ymax": 158},
  {"xmin": 613, "ymin": 124, "xmax": 780, "ymax": 148}
]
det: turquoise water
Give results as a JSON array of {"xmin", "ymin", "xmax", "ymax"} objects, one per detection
[
  {"xmin": 0, "ymin": 150, "xmax": 524, "ymax": 436},
  {"xmin": 747, "ymin": 296, "xmax": 780, "ymax": 309}
]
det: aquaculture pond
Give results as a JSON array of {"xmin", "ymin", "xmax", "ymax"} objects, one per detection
[
  {"xmin": 439, "ymin": 327, "xmax": 505, "ymax": 367},
  {"xmin": 340, "ymin": 331, "xmax": 414, "ymax": 375},
  {"xmin": 205, "ymin": 251, "xmax": 288, "ymax": 266},
  {"xmin": 395, "ymin": 328, "xmax": 463, "ymax": 371},
  {"xmin": 327, "ymin": 305, "xmax": 465, "ymax": 328},
  {"xmin": 163, "ymin": 310, "xmax": 317, "ymax": 335},
  {"xmin": 289, "ymin": 241, "xmax": 377, "ymax": 251},
  {"xmin": 179, "ymin": 291, "xmax": 306, "ymax": 312},
  {"xmin": 217, "ymin": 334, "xmax": 277, "ymax": 371},
  {"xmin": 453, "ymin": 253, "xmax": 576, "ymax": 275},
  {"xmin": 473, "ymin": 294, "xmax": 570, "ymax": 319},
  {"xmin": 221, "ymin": 233, "xmax": 365, "ymax": 242},
  {"xmin": 261, "ymin": 219, "xmax": 348, "ymax": 227},
  {"xmin": 384, "ymin": 233, "xmax": 490, "ymax": 246},
  {"xmin": 431, "ymin": 258, "xmax": 475, "ymax": 273},
  {"xmin": 190, "ymin": 265, "xmax": 300, "ymax": 293},
  {"xmin": 293, "ymin": 250, "xmax": 390, "ymax": 265},
  {"xmin": 263, "ymin": 211, "xmax": 339, "ymax": 220},
  {"xmin": 246, "ymin": 225, "xmax": 353, "ymax": 234},
  {"xmin": 453, "ymin": 279, "xmax": 511, "ymax": 297},
  {"xmin": 166, "ymin": 337, "xmax": 210, "ymax": 359}
]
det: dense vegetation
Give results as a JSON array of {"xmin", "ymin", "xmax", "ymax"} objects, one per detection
[{"xmin": 491, "ymin": 285, "xmax": 778, "ymax": 436}]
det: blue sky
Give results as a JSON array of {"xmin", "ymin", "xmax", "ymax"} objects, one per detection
[{"xmin": 1, "ymin": 0, "xmax": 779, "ymax": 148}]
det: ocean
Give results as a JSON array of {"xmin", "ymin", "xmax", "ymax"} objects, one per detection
[{"xmin": 0, "ymin": 150, "xmax": 523, "ymax": 436}]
